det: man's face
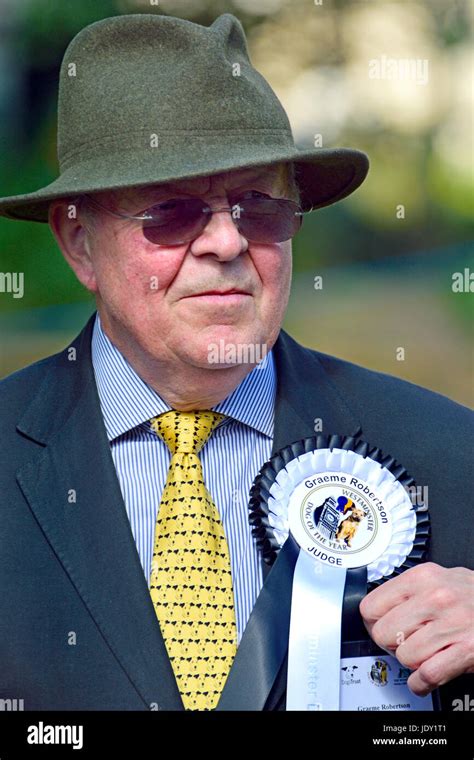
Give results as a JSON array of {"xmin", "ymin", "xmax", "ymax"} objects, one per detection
[{"xmin": 73, "ymin": 164, "xmax": 294, "ymax": 370}]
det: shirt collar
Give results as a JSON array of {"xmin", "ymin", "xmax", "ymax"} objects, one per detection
[{"xmin": 91, "ymin": 313, "xmax": 276, "ymax": 441}]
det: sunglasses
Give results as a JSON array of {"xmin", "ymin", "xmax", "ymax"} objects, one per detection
[{"xmin": 82, "ymin": 192, "xmax": 304, "ymax": 245}]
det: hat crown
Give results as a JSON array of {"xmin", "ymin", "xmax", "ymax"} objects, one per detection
[
  {"xmin": 57, "ymin": 13, "xmax": 293, "ymax": 170},
  {"xmin": 0, "ymin": 12, "xmax": 369, "ymax": 223}
]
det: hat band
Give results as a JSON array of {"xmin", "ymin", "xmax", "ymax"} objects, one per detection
[{"xmin": 59, "ymin": 128, "xmax": 295, "ymax": 172}]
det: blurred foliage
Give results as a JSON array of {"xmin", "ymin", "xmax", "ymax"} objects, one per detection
[{"xmin": 16, "ymin": 0, "xmax": 120, "ymax": 65}]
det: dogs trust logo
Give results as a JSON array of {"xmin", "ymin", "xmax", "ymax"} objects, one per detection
[{"xmin": 341, "ymin": 664, "xmax": 361, "ymax": 686}]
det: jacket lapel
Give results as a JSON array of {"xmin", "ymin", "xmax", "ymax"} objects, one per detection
[
  {"xmin": 16, "ymin": 316, "xmax": 184, "ymax": 710},
  {"xmin": 271, "ymin": 329, "xmax": 362, "ymax": 453},
  {"xmin": 217, "ymin": 329, "xmax": 362, "ymax": 710}
]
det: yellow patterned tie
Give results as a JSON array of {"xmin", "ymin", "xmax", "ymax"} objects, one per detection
[{"xmin": 149, "ymin": 410, "xmax": 237, "ymax": 710}]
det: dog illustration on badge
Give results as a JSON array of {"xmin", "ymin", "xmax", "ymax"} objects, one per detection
[
  {"xmin": 313, "ymin": 496, "xmax": 368, "ymax": 547},
  {"xmin": 335, "ymin": 501, "xmax": 368, "ymax": 547},
  {"xmin": 369, "ymin": 659, "xmax": 389, "ymax": 686}
]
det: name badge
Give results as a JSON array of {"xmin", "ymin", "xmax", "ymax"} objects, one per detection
[{"xmin": 340, "ymin": 655, "xmax": 434, "ymax": 711}]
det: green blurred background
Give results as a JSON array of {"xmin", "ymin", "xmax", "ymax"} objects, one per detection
[{"xmin": 0, "ymin": 0, "xmax": 472, "ymax": 405}]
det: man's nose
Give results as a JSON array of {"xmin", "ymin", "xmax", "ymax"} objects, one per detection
[{"xmin": 189, "ymin": 204, "xmax": 248, "ymax": 261}]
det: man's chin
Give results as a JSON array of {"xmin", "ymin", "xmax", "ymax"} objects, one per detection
[{"xmin": 186, "ymin": 333, "xmax": 272, "ymax": 371}]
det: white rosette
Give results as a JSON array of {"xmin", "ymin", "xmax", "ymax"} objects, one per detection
[
  {"xmin": 249, "ymin": 443, "xmax": 424, "ymax": 711},
  {"xmin": 265, "ymin": 447, "xmax": 416, "ymax": 582},
  {"xmin": 248, "ymin": 436, "xmax": 430, "ymax": 711}
]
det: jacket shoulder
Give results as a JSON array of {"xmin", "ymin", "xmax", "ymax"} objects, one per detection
[
  {"xmin": 0, "ymin": 352, "xmax": 64, "ymax": 418},
  {"xmin": 308, "ymin": 344, "xmax": 472, "ymax": 425}
]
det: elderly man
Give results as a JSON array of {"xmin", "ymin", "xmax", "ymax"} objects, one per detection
[{"xmin": 0, "ymin": 13, "xmax": 472, "ymax": 713}]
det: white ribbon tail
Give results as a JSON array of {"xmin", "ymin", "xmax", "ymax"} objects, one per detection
[{"xmin": 287, "ymin": 551, "xmax": 347, "ymax": 710}]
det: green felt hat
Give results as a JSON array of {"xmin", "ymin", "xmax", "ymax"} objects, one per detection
[{"xmin": 0, "ymin": 12, "xmax": 369, "ymax": 223}]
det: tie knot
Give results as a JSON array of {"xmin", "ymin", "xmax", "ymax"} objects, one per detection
[{"xmin": 150, "ymin": 410, "xmax": 224, "ymax": 454}]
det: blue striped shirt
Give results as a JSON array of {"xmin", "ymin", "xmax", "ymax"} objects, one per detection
[{"xmin": 91, "ymin": 314, "xmax": 275, "ymax": 643}]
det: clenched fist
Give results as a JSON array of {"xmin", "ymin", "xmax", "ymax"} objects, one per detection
[{"xmin": 360, "ymin": 562, "xmax": 474, "ymax": 696}]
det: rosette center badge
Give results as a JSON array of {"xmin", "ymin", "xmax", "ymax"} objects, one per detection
[{"xmin": 289, "ymin": 472, "xmax": 392, "ymax": 569}]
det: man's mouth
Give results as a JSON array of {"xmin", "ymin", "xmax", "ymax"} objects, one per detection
[
  {"xmin": 194, "ymin": 288, "xmax": 250, "ymax": 296},
  {"xmin": 181, "ymin": 288, "xmax": 251, "ymax": 299}
]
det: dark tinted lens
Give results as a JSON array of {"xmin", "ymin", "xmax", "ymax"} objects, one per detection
[
  {"xmin": 233, "ymin": 197, "xmax": 302, "ymax": 243},
  {"xmin": 141, "ymin": 198, "xmax": 206, "ymax": 244}
]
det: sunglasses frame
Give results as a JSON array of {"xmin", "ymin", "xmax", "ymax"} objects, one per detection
[{"xmin": 78, "ymin": 192, "xmax": 306, "ymax": 244}]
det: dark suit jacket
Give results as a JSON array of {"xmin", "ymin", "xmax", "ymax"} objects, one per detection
[{"xmin": 0, "ymin": 315, "xmax": 472, "ymax": 711}]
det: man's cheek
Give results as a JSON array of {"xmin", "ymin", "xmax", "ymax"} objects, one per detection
[
  {"xmin": 133, "ymin": 251, "xmax": 185, "ymax": 296},
  {"xmin": 267, "ymin": 257, "xmax": 291, "ymax": 296},
  {"xmin": 109, "ymin": 260, "xmax": 167, "ymax": 300},
  {"xmin": 254, "ymin": 248, "xmax": 290, "ymax": 289},
  {"xmin": 269, "ymin": 244, "xmax": 292, "ymax": 278}
]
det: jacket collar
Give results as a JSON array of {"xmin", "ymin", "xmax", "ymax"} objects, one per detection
[{"xmin": 16, "ymin": 315, "xmax": 361, "ymax": 710}]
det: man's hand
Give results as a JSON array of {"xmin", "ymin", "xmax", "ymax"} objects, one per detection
[{"xmin": 359, "ymin": 562, "xmax": 474, "ymax": 696}]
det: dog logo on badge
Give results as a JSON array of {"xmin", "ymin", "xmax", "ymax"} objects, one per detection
[
  {"xmin": 313, "ymin": 496, "xmax": 367, "ymax": 548},
  {"xmin": 368, "ymin": 659, "xmax": 391, "ymax": 686},
  {"xmin": 341, "ymin": 664, "xmax": 361, "ymax": 686}
]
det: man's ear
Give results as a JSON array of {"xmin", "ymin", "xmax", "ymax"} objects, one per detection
[{"xmin": 48, "ymin": 199, "xmax": 98, "ymax": 292}]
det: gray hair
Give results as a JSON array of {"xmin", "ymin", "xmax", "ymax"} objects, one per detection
[{"xmin": 73, "ymin": 194, "xmax": 98, "ymax": 234}]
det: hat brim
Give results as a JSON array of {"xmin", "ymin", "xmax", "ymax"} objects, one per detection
[{"xmin": 0, "ymin": 145, "xmax": 368, "ymax": 223}]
